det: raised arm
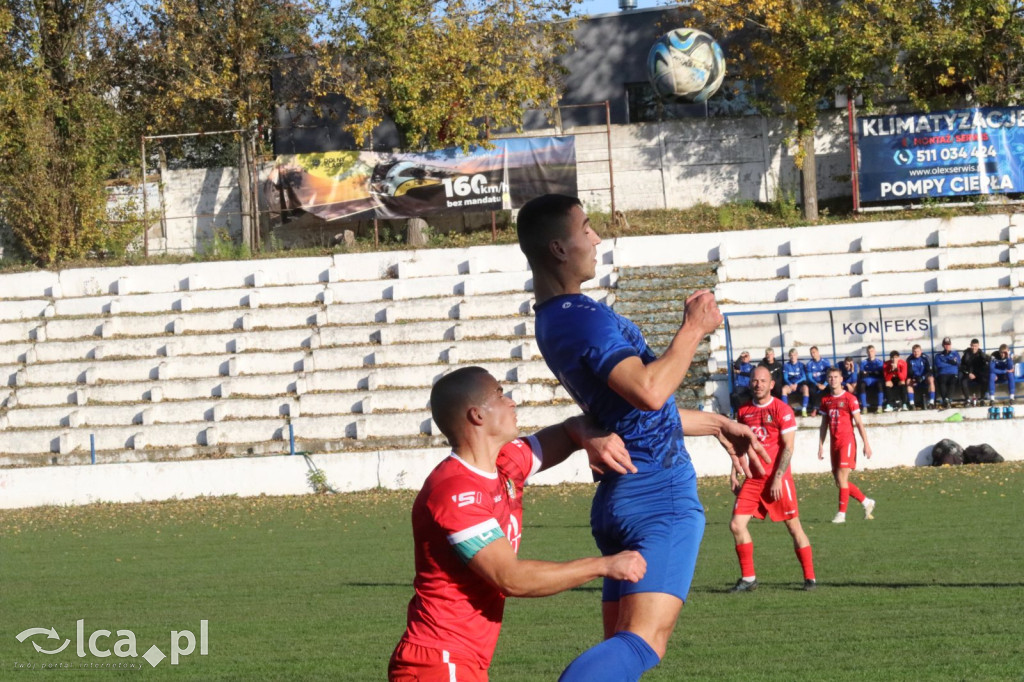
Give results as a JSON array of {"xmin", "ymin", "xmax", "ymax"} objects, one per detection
[
  {"xmin": 468, "ymin": 538, "xmax": 646, "ymax": 598},
  {"xmin": 677, "ymin": 408, "xmax": 769, "ymax": 477},
  {"xmin": 606, "ymin": 290, "xmax": 722, "ymax": 411},
  {"xmin": 532, "ymin": 415, "xmax": 636, "ymax": 476}
]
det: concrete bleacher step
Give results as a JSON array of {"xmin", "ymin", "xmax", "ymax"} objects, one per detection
[
  {"xmin": 0, "ymin": 397, "xmax": 585, "ymax": 465},
  {"xmin": 715, "ymin": 266, "xmax": 1018, "ymax": 305},
  {"xmin": 611, "ymin": 263, "xmax": 720, "ymax": 410}
]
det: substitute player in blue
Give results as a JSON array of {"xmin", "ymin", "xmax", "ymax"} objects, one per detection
[
  {"xmin": 857, "ymin": 345, "xmax": 885, "ymax": 413},
  {"xmin": 781, "ymin": 349, "xmax": 809, "ymax": 415},
  {"xmin": 516, "ymin": 194, "xmax": 768, "ymax": 681},
  {"xmin": 841, "ymin": 356, "xmax": 859, "ymax": 394},
  {"xmin": 933, "ymin": 337, "xmax": 961, "ymax": 408},
  {"xmin": 906, "ymin": 344, "xmax": 936, "ymax": 409},
  {"xmin": 803, "ymin": 346, "xmax": 831, "ymax": 417},
  {"xmin": 987, "ymin": 344, "xmax": 1016, "ymax": 405}
]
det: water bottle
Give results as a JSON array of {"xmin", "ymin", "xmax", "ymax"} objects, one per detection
[
  {"xmin": 1004, "ymin": 405, "xmax": 1015, "ymax": 419},
  {"xmin": 988, "ymin": 406, "xmax": 999, "ymax": 420}
]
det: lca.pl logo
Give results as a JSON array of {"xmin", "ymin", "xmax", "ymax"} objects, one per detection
[{"xmin": 15, "ymin": 620, "xmax": 208, "ymax": 668}]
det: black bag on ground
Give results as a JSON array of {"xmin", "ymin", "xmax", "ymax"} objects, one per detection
[
  {"xmin": 931, "ymin": 439, "xmax": 964, "ymax": 466},
  {"xmin": 962, "ymin": 443, "xmax": 1004, "ymax": 464}
]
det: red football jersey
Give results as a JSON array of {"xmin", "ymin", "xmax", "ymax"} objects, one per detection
[
  {"xmin": 736, "ymin": 397, "xmax": 797, "ymax": 480},
  {"xmin": 820, "ymin": 391, "xmax": 861, "ymax": 450},
  {"xmin": 397, "ymin": 437, "xmax": 541, "ymax": 669}
]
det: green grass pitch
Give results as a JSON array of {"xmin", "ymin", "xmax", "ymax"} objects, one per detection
[{"xmin": 1, "ymin": 462, "xmax": 1023, "ymax": 680}]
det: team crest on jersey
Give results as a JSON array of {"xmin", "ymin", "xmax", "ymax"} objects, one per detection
[
  {"xmin": 505, "ymin": 478, "xmax": 516, "ymax": 501},
  {"xmin": 839, "ymin": 401, "xmax": 846, "ymax": 408},
  {"xmin": 765, "ymin": 414, "xmax": 773, "ymax": 424}
]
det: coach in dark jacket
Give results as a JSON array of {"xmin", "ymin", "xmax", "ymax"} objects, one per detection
[
  {"xmin": 933, "ymin": 337, "xmax": 960, "ymax": 407},
  {"xmin": 758, "ymin": 347, "xmax": 784, "ymax": 398}
]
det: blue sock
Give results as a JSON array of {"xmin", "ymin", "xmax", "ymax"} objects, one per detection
[
  {"xmin": 559, "ymin": 631, "xmax": 660, "ymax": 682},
  {"xmin": 907, "ymin": 388, "xmax": 914, "ymax": 404},
  {"xmin": 929, "ymin": 391, "xmax": 936, "ymax": 402},
  {"xmin": 801, "ymin": 395, "xmax": 809, "ymax": 408},
  {"xmin": 859, "ymin": 392, "xmax": 867, "ymax": 407}
]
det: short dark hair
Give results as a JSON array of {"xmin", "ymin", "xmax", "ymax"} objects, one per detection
[
  {"xmin": 429, "ymin": 367, "xmax": 493, "ymax": 444},
  {"xmin": 971, "ymin": 338, "xmax": 980, "ymax": 345},
  {"xmin": 516, "ymin": 194, "xmax": 582, "ymax": 267}
]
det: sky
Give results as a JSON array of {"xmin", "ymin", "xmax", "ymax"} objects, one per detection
[{"xmin": 577, "ymin": 0, "xmax": 673, "ymax": 18}]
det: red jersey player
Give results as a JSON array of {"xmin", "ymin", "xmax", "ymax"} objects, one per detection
[
  {"xmin": 818, "ymin": 367, "xmax": 876, "ymax": 523},
  {"xmin": 389, "ymin": 366, "xmax": 646, "ymax": 681},
  {"xmin": 729, "ymin": 366, "xmax": 816, "ymax": 592}
]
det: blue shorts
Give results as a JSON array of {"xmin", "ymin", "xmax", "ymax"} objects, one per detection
[{"xmin": 590, "ymin": 464, "xmax": 705, "ymax": 603}]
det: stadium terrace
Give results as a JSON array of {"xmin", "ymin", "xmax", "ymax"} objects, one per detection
[{"xmin": 860, "ymin": 109, "xmax": 1024, "ymax": 137}]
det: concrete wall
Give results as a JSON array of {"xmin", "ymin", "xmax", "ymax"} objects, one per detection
[
  {"xmin": 145, "ymin": 112, "xmax": 848, "ymax": 255},
  {"xmin": 0, "ymin": 417, "xmax": 1018, "ymax": 509}
]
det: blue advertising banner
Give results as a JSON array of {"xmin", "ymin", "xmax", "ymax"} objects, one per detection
[{"xmin": 857, "ymin": 107, "xmax": 1024, "ymax": 202}]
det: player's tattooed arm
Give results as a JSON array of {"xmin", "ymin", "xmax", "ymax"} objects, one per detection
[{"xmin": 770, "ymin": 431, "xmax": 796, "ymax": 501}]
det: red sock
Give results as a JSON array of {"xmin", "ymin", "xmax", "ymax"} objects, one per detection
[
  {"xmin": 848, "ymin": 483, "xmax": 866, "ymax": 503},
  {"xmin": 795, "ymin": 545, "xmax": 815, "ymax": 580},
  {"xmin": 735, "ymin": 542, "xmax": 755, "ymax": 578},
  {"xmin": 839, "ymin": 487, "xmax": 850, "ymax": 513}
]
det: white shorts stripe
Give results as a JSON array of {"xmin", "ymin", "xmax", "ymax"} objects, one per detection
[{"xmin": 443, "ymin": 650, "xmax": 456, "ymax": 682}]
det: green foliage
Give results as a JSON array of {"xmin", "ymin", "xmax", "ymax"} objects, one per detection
[
  {"xmin": 894, "ymin": 0, "xmax": 1024, "ymax": 108},
  {"xmin": 691, "ymin": 0, "xmax": 899, "ymax": 133},
  {"xmin": 325, "ymin": 0, "xmax": 578, "ymax": 150},
  {"xmin": 199, "ymin": 227, "xmax": 251, "ymax": 261},
  {"xmin": 0, "ymin": 0, "xmax": 139, "ymax": 265},
  {"xmin": 306, "ymin": 468, "xmax": 332, "ymax": 494}
]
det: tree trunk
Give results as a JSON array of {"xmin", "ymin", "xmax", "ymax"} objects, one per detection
[
  {"xmin": 407, "ymin": 217, "xmax": 429, "ymax": 246},
  {"xmin": 238, "ymin": 134, "xmax": 255, "ymax": 251},
  {"xmin": 800, "ymin": 128, "xmax": 819, "ymax": 222}
]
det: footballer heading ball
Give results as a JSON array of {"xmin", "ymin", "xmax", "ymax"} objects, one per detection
[{"xmin": 647, "ymin": 28, "xmax": 726, "ymax": 104}]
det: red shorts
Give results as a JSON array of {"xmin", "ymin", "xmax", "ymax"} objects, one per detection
[
  {"xmin": 733, "ymin": 474, "xmax": 799, "ymax": 522},
  {"xmin": 831, "ymin": 440, "xmax": 858, "ymax": 471},
  {"xmin": 389, "ymin": 641, "xmax": 489, "ymax": 682}
]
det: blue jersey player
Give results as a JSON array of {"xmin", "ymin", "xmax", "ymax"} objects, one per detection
[
  {"xmin": 803, "ymin": 346, "xmax": 831, "ymax": 417},
  {"xmin": 517, "ymin": 194, "xmax": 768, "ymax": 681},
  {"xmin": 781, "ymin": 348, "xmax": 809, "ymax": 414}
]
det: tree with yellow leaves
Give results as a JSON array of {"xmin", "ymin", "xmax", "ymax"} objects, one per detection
[
  {"xmin": 325, "ymin": 0, "xmax": 578, "ymax": 151},
  {"xmin": 895, "ymin": 0, "xmax": 1024, "ymax": 109},
  {"xmin": 0, "ymin": 0, "xmax": 140, "ymax": 264},
  {"xmin": 686, "ymin": 0, "xmax": 899, "ymax": 220},
  {"xmin": 127, "ymin": 0, "xmax": 340, "ymax": 249}
]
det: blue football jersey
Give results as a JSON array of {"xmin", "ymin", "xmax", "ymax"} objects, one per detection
[
  {"xmin": 533, "ymin": 294, "xmax": 691, "ymax": 477},
  {"xmin": 782, "ymin": 361, "xmax": 806, "ymax": 386},
  {"xmin": 842, "ymin": 364, "xmax": 859, "ymax": 384},
  {"xmin": 860, "ymin": 357, "xmax": 884, "ymax": 380},
  {"xmin": 907, "ymin": 354, "xmax": 931, "ymax": 378},
  {"xmin": 805, "ymin": 358, "xmax": 831, "ymax": 384}
]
